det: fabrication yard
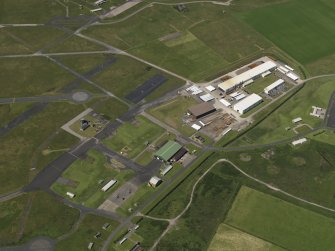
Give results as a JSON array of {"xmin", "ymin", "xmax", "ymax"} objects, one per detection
[{"xmin": 1, "ymin": 0, "xmax": 335, "ymax": 250}]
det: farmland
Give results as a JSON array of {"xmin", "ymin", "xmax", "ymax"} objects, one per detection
[
  {"xmin": 225, "ymin": 186, "xmax": 335, "ymax": 251},
  {"xmin": 208, "ymin": 224, "xmax": 284, "ymax": 251},
  {"xmin": 224, "ymin": 141, "xmax": 335, "ymax": 209},
  {"xmin": 239, "ymin": 0, "xmax": 335, "ymax": 65}
]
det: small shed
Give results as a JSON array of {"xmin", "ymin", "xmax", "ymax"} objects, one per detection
[{"xmin": 149, "ymin": 176, "xmax": 162, "ymax": 188}]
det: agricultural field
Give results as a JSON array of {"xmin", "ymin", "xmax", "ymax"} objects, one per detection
[
  {"xmin": 52, "ymin": 149, "xmax": 135, "ymax": 208},
  {"xmin": 84, "ymin": 3, "xmax": 271, "ymax": 81},
  {"xmin": 224, "ymin": 140, "xmax": 335, "ymax": 209},
  {"xmin": 208, "ymin": 224, "xmax": 285, "ymax": 251},
  {"xmin": 0, "ymin": 192, "xmax": 79, "ymax": 247},
  {"xmin": 148, "ymin": 96, "xmax": 198, "ymax": 136},
  {"xmin": 239, "ymin": 0, "xmax": 335, "ymax": 68},
  {"xmin": 56, "ymin": 214, "xmax": 119, "ymax": 251},
  {"xmin": 103, "ymin": 116, "xmax": 165, "ymax": 160},
  {"xmin": 225, "ymin": 186, "xmax": 335, "ymax": 251},
  {"xmin": 233, "ymin": 78, "xmax": 335, "ymax": 146}
]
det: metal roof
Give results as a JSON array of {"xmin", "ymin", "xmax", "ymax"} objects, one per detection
[
  {"xmin": 155, "ymin": 141, "xmax": 182, "ymax": 161},
  {"xmin": 233, "ymin": 94, "xmax": 263, "ymax": 114},
  {"xmin": 218, "ymin": 61, "xmax": 277, "ymax": 92}
]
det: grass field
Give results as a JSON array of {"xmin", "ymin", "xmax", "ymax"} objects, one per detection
[
  {"xmin": 0, "ymin": 57, "xmax": 76, "ymax": 97},
  {"xmin": 52, "ymin": 149, "xmax": 135, "ymax": 208},
  {"xmin": 0, "ymin": 0, "xmax": 65, "ymax": 23},
  {"xmin": 3, "ymin": 26, "xmax": 66, "ymax": 52},
  {"xmin": 225, "ymin": 186, "xmax": 335, "ymax": 251},
  {"xmin": 224, "ymin": 141, "xmax": 335, "ymax": 209},
  {"xmin": 0, "ymin": 192, "xmax": 79, "ymax": 246},
  {"xmin": 0, "ymin": 102, "xmax": 85, "ymax": 194},
  {"xmin": 92, "ymin": 55, "xmax": 184, "ymax": 101},
  {"xmin": 132, "ymin": 218, "xmax": 168, "ymax": 249},
  {"xmin": 232, "ymin": 78, "xmax": 335, "ymax": 146},
  {"xmin": 244, "ymin": 73, "xmax": 279, "ymax": 94},
  {"xmin": 0, "ymin": 103, "xmax": 35, "ymax": 128},
  {"xmin": 103, "ymin": 116, "xmax": 164, "ymax": 159},
  {"xmin": 47, "ymin": 35, "xmax": 105, "ymax": 53},
  {"xmin": 208, "ymin": 224, "xmax": 285, "ymax": 251},
  {"xmin": 148, "ymin": 96, "xmax": 198, "ymax": 136},
  {"xmin": 307, "ymin": 129, "xmax": 335, "ymax": 146},
  {"xmin": 56, "ymin": 214, "xmax": 119, "ymax": 251},
  {"xmin": 93, "ymin": 98, "xmax": 129, "ymax": 121},
  {"xmin": 157, "ymin": 165, "xmax": 239, "ymax": 250},
  {"xmin": 239, "ymin": 0, "xmax": 335, "ymax": 65},
  {"xmin": 84, "ymin": 3, "xmax": 271, "ymax": 81}
]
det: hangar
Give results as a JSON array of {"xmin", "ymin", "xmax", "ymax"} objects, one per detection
[
  {"xmin": 154, "ymin": 140, "xmax": 185, "ymax": 162},
  {"xmin": 188, "ymin": 103, "xmax": 216, "ymax": 119},
  {"xmin": 218, "ymin": 61, "xmax": 277, "ymax": 93},
  {"xmin": 233, "ymin": 94, "xmax": 263, "ymax": 115}
]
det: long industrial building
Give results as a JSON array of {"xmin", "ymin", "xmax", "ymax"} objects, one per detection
[
  {"xmin": 264, "ymin": 79, "xmax": 285, "ymax": 95},
  {"xmin": 233, "ymin": 94, "xmax": 263, "ymax": 115},
  {"xmin": 218, "ymin": 61, "xmax": 277, "ymax": 93}
]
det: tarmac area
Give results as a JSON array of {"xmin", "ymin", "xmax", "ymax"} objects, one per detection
[
  {"xmin": 326, "ymin": 94, "xmax": 335, "ymax": 128},
  {"xmin": 125, "ymin": 74, "xmax": 167, "ymax": 103}
]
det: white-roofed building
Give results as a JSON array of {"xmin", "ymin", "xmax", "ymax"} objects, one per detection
[
  {"xmin": 285, "ymin": 65, "xmax": 294, "ymax": 71},
  {"xmin": 279, "ymin": 66, "xmax": 289, "ymax": 73},
  {"xmin": 261, "ymin": 71, "xmax": 271, "ymax": 78},
  {"xmin": 205, "ymin": 85, "xmax": 216, "ymax": 92},
  {"xmin": 149, "ymin": 176, "xmax": 162, "ymax": 187},
  {"xmin": 264, "ymin": 79, "xmax": 285, "ymax": 95},
  {"xmin": 186, "ymin": 85, "xmax": 203, "ymax": 95},
  {"xmin": 287, "ymin": 72, "xmax": 299, "ymax": 81},
  {"xmin": 218, "ymin": 61, "xmax": 277, "ymax": 93},
  {"xmin": 235, "ymin": 94, "xmax": 246, "ymax": 101},
  {"xmin": 292, "ymin": 138, "xmax": 307, "ymax": 146},
  {"xmin": 191, "ymin": 124, "xmax": 201, "ymax": 131},
  {"xmin": 200, "ymin": 93, "xmax": 214, "ymax": 102},
  {"xmin": 233, "ymin": 94, "xmax": 263, "ymax": 115},
  {"xmin": 219, "ymin": 99, "xmax": 231, "ymax": 107}
]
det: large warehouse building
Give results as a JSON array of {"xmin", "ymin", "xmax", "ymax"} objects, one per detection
[
  {"xmin": 264, "ymin": 79, "xmax": 285, "ymax": 95},
  {"xmin": 188, "ymin": 103, "xmax": 216, "ymax": 119},
  {"xmin": 233, "ymin": 94, "xmax": 263, "ymax": 115},
  {"xmin": 154, "ymin": 141, "xmax": 186, "ymax": 162},
  {"xmin": 218, "ymin": 61, "xmax": 277, "ymax": 93}
]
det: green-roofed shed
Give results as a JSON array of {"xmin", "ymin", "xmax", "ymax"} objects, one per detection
[{"xmin": 154, "ymin": 140, "xmax": 182, "ymax": 162}]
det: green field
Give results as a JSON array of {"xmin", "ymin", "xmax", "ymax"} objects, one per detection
[
  {"xmin": 52, "ymin": 149, "xmax": 134, "ymax": 208},
  {"xmin": 103, "ymin": 116, "xmax": 164, "ymax": 159},
  {"xmin": 92, "ymin": 55, "xmax": 184, "ymax": 101},
  {"xmin": 244, "ymin": 73, "xmax": 279, "ymax": 94},
  {"xmin": 233, "ymin": 78, "xmax": 335, "ymax": 146},
  {"xmin": 224, "ymin": 141, "xmax": 335, "ymax": 209},
  {"xmin": 307, "ymin": 129, "xmax": 335, "ymax": 146},
  {"xmin": 148, "ymin": 96, "xmax": 198, "ymax": 136},
  {"xmin": 240, "ymin": 0, "xmax": 335, "ymax": 65},
  {"xmin": 157, "ymin": 164, "xmax": 239, "ymax": 250},
  {"xmin": 47, "ymin": 35, "xmax": 105, "ymax": 53},
  {"xmin": 0, "ymin": 0, "xmax": 65, "ymax": 23},
  {"xmin": 0, "ymin": 57, "xmax": 76, "ymax": 97},
  {"xmin": 0, "ymin": 103, "xmax": 35, "ymax": 127},
  {"xmin": 84, "ymin": 3, "xmax": 271, "ymax": 81},
  {"xmin": 0, "ymin": 192, "xmax": 79, "ymax": 246},
  {"xmin": 56, "ymin": 214, "xmax": 119, "ymax": 251},
  {"xmin": 0, "ymin": 102, "xmax": 85, "ymax": 194},
  {"xmin": 225, "ymin": 186, "xmax": 335, "ymax": 251},
  {"xmin": 208, "ymin": 224, "xmax": 285, "ymax": 251}
]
